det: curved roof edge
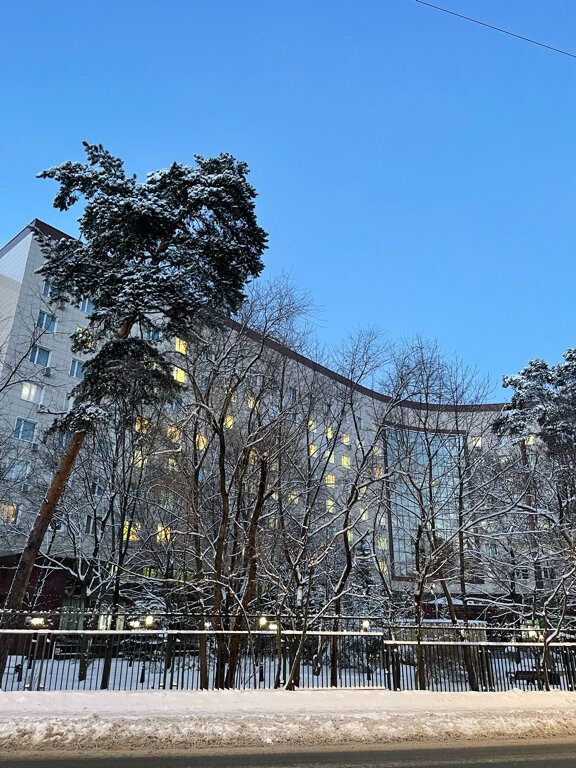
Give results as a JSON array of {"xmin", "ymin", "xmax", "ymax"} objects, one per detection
[{"xmin": 1, "ymin": 220, "xmax": 507, "ymax": 415}]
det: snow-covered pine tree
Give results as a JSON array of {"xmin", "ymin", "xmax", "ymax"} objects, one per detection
[{"xmin": 3, "ymin": 142, "xmax": 268, "ymax": 618}]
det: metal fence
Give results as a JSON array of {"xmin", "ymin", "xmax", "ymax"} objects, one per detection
[{"xmin": 2, "ymin": 629, "xmax": 576, "ymax": 693}]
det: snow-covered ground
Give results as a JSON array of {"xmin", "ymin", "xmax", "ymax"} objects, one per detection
[{"xmin": 2, "ymin": 688, "xmax": 576, "ymax": 756}]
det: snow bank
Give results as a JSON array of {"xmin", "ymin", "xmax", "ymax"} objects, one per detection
[{"xmin": 2, "ymin": 689, "xmax": 576, "ymax": 755}]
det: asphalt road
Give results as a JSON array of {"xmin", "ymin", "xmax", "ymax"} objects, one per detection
[{"xmin": 3, "ymin": 739, "xmax": 576, "ymax": 768}]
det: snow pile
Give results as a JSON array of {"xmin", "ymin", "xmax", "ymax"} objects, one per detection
[{"xmin": 2, "ymin": 689, "xmax": 576, "ymax": 755}]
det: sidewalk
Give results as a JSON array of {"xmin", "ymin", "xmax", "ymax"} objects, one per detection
[{"xmin": 2, "ymin": 688, "xmax": 576, "ymax": 756}]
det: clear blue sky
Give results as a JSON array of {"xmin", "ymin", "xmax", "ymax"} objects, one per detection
[{"xmin": 2, "ymin": 1, "xmax": 575, "ymax": 401}]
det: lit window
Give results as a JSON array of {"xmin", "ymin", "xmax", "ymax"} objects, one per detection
[
  {"xmin": 326, "ymin": 426, "xmax": 333, "ymax": 439},
  {"xmin": 157, "ymin": 525, "xmax": 171, "ymax": 543},
  {"xmin": 373, "ymin": 466, "xmax": 382, "ymax": 478},
  {"xmin": 325, "ymin": 450, "xmax": 334, "ymax": 463},
  {"xmin": 175, "ymin": 338, "xmax": 188, "ymax": 354},
  {"xmin": 373, "ymin": 445, "xmax": 381, "ymax": 456},
  {"xmin": 196, "ymin": 434, "xmax": 207, "ymax": 450},
  {"xmin": 0, "ymin": 503, "xmax": 18, "ymax": 523},
  {"xmin": 326, "ymin": 499, "xmax": 334, "ymax": 513},
  {"xmin": 167, "ymin": 425, "xmax": 180, "ymax": 442},
  {"xmin": 173, "ymin": 366, "xmax": 186, "ymax": 383},
  {"xmin": 249, "ymin": 450, "xmax": 257, "ymax": 464},
  {"xmin": 347, "ymin": 530, "xmax": 354, "ymax": 544},
  {"xmin": 471, "ymin": 436, "xmax": 482, "ymax": 449},
  {"xmin": 290, "ymin": 489, "xmax": 299, "ymax": 504},
  {"xmin": 378, "ymin": 560, "xmax": 387, "ymax": 573},
  {"xmin": 309, "ymin": 419, "xmax": 316, "ymax": 433},
  {"xmin": 342, "ymin": 433, "xmax": 350, "ymax": 445},
  {"xmin": 13, "ymin": 419, "xmax": 35, "ymax": 442},
  {"xmin": 342, "ymin": 455, "xmax": 350, "ymax": 468},
  {"xmin": 166, "ymin": 457, "xmax": 177, "ymax": 471},
  {"xmin": 135, "ymin": 416, "xmax": 149, "ymax": 433},
  {"xmin": 123, "ymin": 521, "xmax": 140, "ymax": 541},
  {"xmin": 29, "ymin": 346, "xmax": 50, "ymax": 367},
  {"xmin": 309, "ymin": 444, "xmax": 316, "ymax": 456},
  {"xmin": 21, "ymin": 382, "xmax": 43, "ymax": 404},
  {"xmin": 80, "ymin": 297, "xmax": 95, "ymax": 314},
  {"xmin": 248, "ymin": 395, "xmax": 256, "ymax": 410},
  {"xmin": 37, "ymin": 311, "xmax": 56, "ymax": 332},
  {"xmin": 360, "ymin": 508, "xmax": 367, "ymax": 521},
  {"xmin": 76, "ymin": 326, "xmax": 94, "ymax": 350},
  {"xmin": 378, "ymin": 537, "xmax": 387, "ymax": 550},
  {"xmin": 326, "ymin": 474, "xmax": 335, "ymax": 488},
  {"xmin": 225, "ymin": 413, "xmax": 234, "ymax": 429},
  {"xmin": 525, "ymin": 434, "xmax": 535, "ymax": 446},
  {"xmin": 133, "ymin": 450, "xmax": 147, "ymax": 468},
  {"xmin": 69, "ymin": 359, "xmax": 84, "ymax": 379}
]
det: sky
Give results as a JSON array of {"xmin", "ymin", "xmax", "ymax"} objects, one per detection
[{"xmin": 2, "ymin": 1, "xmax": 575, "ymax": 402}]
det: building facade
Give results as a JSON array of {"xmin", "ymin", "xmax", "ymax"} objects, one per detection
[{"xmin": 0, "ymin": 221, "xmax": 528, "ymax": 625}]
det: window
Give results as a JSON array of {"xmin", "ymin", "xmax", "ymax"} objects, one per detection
[
  {"xmin": 308, "ymin": 419, "xmax": 316, "ymax": 433},
  {"xmin": 135, "ymin": 416, "xmax": 149, "ymax": 434},
  {"xmin": 146, "ymin": 326, "xmax": 160, "ymax": 341},
  {"xmin": 76, "ymin": 325, "xmax": 94, "ymax": 350},
  {"xmin": 123, "ymin": 521, "xmax": 140, "ymax": 541},
  {"xmin": 525, "ymin": 434, "xmax": 535, "ymax": 446},
  {"xmin": 13, "ymin": 418, "xmax": 35, "ymax": 442},
  {"xmin": 326, "ymin": 474, "xmax": 335, "ymax": 488},
  {"xmin": 326, "ymin": 426, "xmax": 333, "ymax": 439},
  {"xmin": 157, "ymin": 525, "xmax": 171, "ymax": 543},
  {"xmin": 325, "ymin": 450, "xmax": 334, "ymax": 463},
  {"xmin": 289, "ymin": 489, "xmax": 299, "ymax": 504},
  {"xmin": 170, "ymin": 398, "xmax": 182, "ymax": 412},
  {"xmin": 373, "ymin": 445, "xmax": 381, "ymax": 456},
  {"xmin": 91, "ymin": 476, "xmax": 107, "ymax": 497},
  {"xmin": 167, "ymin": 425, "xmax": 180, "ymax": 442},
  {"xmin": 342, "ymin": 432, "xmax": 350, "ymax": 445},
  {"xmin": 173, "ymin": 366, "xmax": 186, "ymax": 383},
  {"xmin": 225, "ymin": 413, "xmax": 234, "ymax": 429},
  {"xmin": 85, "ymin": 515, "xmax": 103, "ymax": 535},
  {"xmin": 21, "ymin": 382, "xmax": 43, "ymax": 404},
  {"xmin": 37, "ymin": 311, "xmax": 56, "ymax": 333},
  {"xmin": 288, "ymin": 386, "xmax": 297, "ymax": 402},
  {"xmin": 80, "ymin": 297, "xmax": 95, "ymax": 314},
  {"xmin": 326, "ymin": 499, "xmax": 335, "ymax": 513},
  {"xmin": 357, "ymin": 417, "xmax": 363, "ymax": 429},
  {"xmin": 175, "ymin": 337, "xmax": 188, "ymax": 354},
  {"xmin": 0, "ymin": 502, "xmax": 18, "ymax": 523},
  {"xmin": 69, "ymin": 359, "xmax": 84, "ymax": 379},
  {"xmin": 378, "ymin": 536, "xmax": 387, "ymax": 550},
  {"xmin": 5, "ymin": 461, "xmax": 30, "ymax": 482},
  {"xmin": 309, "ymin": 444, "xmax": 316, "ymax": 456},
  {"xmin": 248, "ymin": 450, "xmax": 257, "ymax": 465},
  {"xmin": 347, "ymin": 530, "xmax": 354, "ymax": 544},
  {"xmin": 132, "ymin": 450, "xmax": 146, "ymax": 468},
  {"xmin": 29, "ymin": 346, "xmax": 50, "ymax": 367},
  {"xmin": 341, "ymin": 455, "xmax": 350, "ymax": 469},
  {"xmin": 42, "ymin": 280, "xmax": 53, "ymax": 298},
  {"xmin": 360, "ymin": 508, "xmax": 367, "ymax": 521},
  {"xmin": 196, "ymin": 434, "xmax": 207, "ymax": 450},
  {"xmin": 248, "ymin": 395, "xmax": 256, "ymax": 410},
  {"xmin": 471, "ymin": 436, "xmax": 482, "ymax": 450}
]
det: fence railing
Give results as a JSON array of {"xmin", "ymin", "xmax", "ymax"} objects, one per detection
[{"xmin": 2, "ymin": 629, "xmax": 576, "ymax": 693}]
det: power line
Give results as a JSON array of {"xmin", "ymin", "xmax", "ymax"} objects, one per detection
[{"xmin": 413, "ymin": 0, "xmax": 576, "ymax": 60}]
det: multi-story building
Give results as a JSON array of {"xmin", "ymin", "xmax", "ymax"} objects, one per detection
[{"xmin": 0, "ymin": 220, "xmax": 515, "ymax": 622}]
